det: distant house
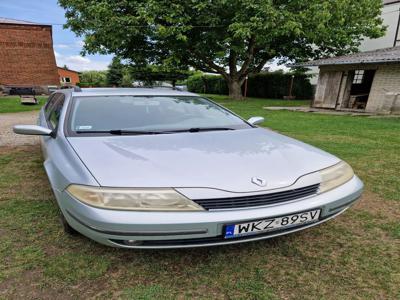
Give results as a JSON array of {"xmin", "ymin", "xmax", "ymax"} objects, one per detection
[
  {"xmin": 298, "ymin": 46, "xmax": 400, "ymax": 114},
  {"xmin": 58, "ymin": 67, "xmax": 80, "ymax": 86},
  {"xmin": 0, "ymin": 17, "xmax": 59, "ymax": 94}
]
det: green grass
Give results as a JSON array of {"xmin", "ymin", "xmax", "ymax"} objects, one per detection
[
  {"xmin": 203, "ymin": 93, "xmax": 311, "ymax": 107},
  {"xmin": 0, "ymin": 96, "xmax": 399, "ymax": 299},
  {"xmin": 0, "ymin": 96, "xmax": 47, "ymax": 113}
]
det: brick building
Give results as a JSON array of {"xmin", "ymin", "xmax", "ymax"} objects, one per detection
[
  {"xmin": 57, "ymin": 67, "xmax": 80, "ymax": 86},
  {"xmin": 298, "ymin": 46, "xmax": 400, "ymax": 114},
  {"xmin": 0, "ymin": 18, "xmax": 59, "ymax": 94}
]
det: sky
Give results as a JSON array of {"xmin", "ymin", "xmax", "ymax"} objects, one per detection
[
  {"xmin": 0, "ymin": 0, "xmax": 112, "ymax": 71},
  {"xmin": 0, "ymin": 0, "xmax": 287, "ymax": 73}
]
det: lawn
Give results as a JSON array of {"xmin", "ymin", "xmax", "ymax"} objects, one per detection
[
  {"xmin": 0, "ymin": 96, "xmax": 399, "ymax": 299},
  {"xmin": 0, "ymin": 96, "xmax": 47, "ymax": 113}
]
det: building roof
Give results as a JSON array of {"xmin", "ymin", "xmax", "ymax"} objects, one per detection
[
  {"xmin": 57, "ymin": 67, "xmax": 81, "ymax": 74},
  {"xmin": 295, "ymin": 46, "xmax": 400, "ymax": 67},
  {"xmin": 0, "ymin": 17, "xmax": 49, "ymax": 26}
]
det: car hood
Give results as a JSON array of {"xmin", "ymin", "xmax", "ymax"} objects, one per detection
[{"xmin": 67, "ymin": 128, "xmax": 339, "ymax": 192}]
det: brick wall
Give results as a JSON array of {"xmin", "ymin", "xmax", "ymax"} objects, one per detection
[
  {"xmin": 0, "ymin": 23, "xmax": 59, "ymax": 87},
  {"xmin": 58, "ymin": 68, "xmax": 80, "ymax": 85},
  {"xmin": 366, "ymin": 64, "xmax": 400, "ymax": 112}
]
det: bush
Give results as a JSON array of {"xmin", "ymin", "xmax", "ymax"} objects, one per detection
[
  {"xmin": 79, "ymin": 71, "xmax": 108, "ymax": 87},
  {"xmin": 187, "ymin": 72, "xmax": 313, "ymax": 99},
  {"xmin": 187, "ymin": 74, "xmax": 228, "ymax": 95}
]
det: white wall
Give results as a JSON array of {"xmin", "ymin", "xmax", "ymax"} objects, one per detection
[{"xmin": 360, "ymin": 2, "xmax": 400, "ymax": 51}]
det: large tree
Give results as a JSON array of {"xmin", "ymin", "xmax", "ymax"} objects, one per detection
[{"xmin": 59, "ymin": 0, "xmax": 385, "ymax": 99}]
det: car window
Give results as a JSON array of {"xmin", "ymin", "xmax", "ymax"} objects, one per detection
[
  {"xmin": 68, "ymin": 96, "xmax": 250, "ymax": 135},
  {"xmin": 47, "ymin": 94, "xmax": 65, "ymax": 130},
  {"xmin": 44, "ymin": 93, "xmax": 60, "ymax": 117}
]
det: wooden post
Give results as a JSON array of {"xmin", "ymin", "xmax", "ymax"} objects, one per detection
[
  {"xmin": 288, "ymin": 75, "xmax": 294, "ymax": 98},
  {"xmin": 244, "ymin": 76, "xmax": 248, "ymax": 99}
]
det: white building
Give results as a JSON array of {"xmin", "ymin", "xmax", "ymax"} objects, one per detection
[
  {"xmin": 360, "ymin": 0, "xmax": 400, "ymax": 51},
  {"xmin": 308, "ymin": 0, "xmax": 400, "ymax": 84}
]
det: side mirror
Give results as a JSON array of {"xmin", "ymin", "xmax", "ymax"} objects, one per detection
[
  {"xmin": 13, "ymin": 125, "xmax": 53, "ymax": 136},
  {"xmin": 247, "ymin": 116, "xmax": 265, "ymax": 126}
]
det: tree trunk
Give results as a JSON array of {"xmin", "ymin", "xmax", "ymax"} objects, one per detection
[{"xmin": 227, "ymin": 79, "xmax": 244, "ymax": 100}]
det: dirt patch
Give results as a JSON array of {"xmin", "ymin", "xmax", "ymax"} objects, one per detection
[
  {"xmin": 0, "ymin": 270, "xmax": 74, "ymax": 300},
  {"xmin": 354, "ymin": 191, "xmax": 400, "ymax": 221},
  {"xmin": 0, "ymin": 111, "xmax": 40, "ymax": 147}
]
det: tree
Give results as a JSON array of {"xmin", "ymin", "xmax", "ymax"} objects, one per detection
[
  {"xmin": 79, "ymin": 70, "xmax": 107, "ymax": 87},
  {"xmin": 129, "ymin": 65, "xmax": 190, "ymax": 87},
  {"xmin": 121, "ymin": 69, "xmax": 133, "ymax": 87},
  {"xmin": 60, "ymin": 0, "xmax": 385, "ymax": 99},
  {"xmin": 106, "ymin": 57, "xmax": 124, "ymax": 86}
]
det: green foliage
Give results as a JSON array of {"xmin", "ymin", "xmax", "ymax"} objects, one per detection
[
  {"xmin": 121, "ymin": 69, "xmax": 133, "ymax": 87},
  {"xmin": 106, "ymin": 57, "xmax": 124, "ymax": 86},
  {"xmin": 59, "ymin": 0, "xmax": 385, "ymax": 99},
  {"xmin": 187, "ymin": 74, "xmax": 228, "ymax": 94},
  {"xmin": 247, "ymin": 73, "xmax": 313, "ymax": 99},
  {"xmin": 79, "ymin": 70, "xmax": 108, "ymax": 87},
  {"xmin": 129, "ymin": 65, "xmax": 191, "ymax": 86},
  {"xmin": 188, "ymin": 72, "xmax": 313, "ymax": 99}
]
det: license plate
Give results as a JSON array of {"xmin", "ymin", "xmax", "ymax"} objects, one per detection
[{"xmin": 224, "ymin": 209, "xmax": 321, "ymax": 239}]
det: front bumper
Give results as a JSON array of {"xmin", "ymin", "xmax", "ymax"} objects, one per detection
[{"xmin": 55, "ymin": 176, "xmax": 363, "ymax": 249}]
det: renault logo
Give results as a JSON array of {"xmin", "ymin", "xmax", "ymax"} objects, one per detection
[{"xmin": 251, "ymin": 177, "xmax": 267, "ymax": 187}]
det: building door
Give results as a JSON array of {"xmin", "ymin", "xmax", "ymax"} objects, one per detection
[{"xmin": 313, "ymin": 71, "xmax": 343, "ymax": 109}]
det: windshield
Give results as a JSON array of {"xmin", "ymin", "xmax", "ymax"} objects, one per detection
[{"xmin": 68, "ymin": 96, "xmax": 251, "ymax": 135}]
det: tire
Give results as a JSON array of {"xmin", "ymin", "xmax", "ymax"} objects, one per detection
[{"xmin": 59, "ymin": 212, "xmax": 78, "ymax": 235}]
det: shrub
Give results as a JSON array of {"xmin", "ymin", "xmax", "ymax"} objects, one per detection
[
  {"xmin": 187, "ymin": 72, "xmax": 313, "ymax": 99},
  {"xmin": 187, "ymin": 74, "xmax": 228, "ymax": 95}
]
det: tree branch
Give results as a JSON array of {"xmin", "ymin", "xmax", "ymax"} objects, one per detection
[
  {"xmin": 251, "ymin": 56, "xmax": 271, "ymax": 74},
  {"xmin": 237, "ymin": 36, "xmax": 256, "ymax": 78},
  {"xmin": 188, "ymin": 47, "xmax": 229, "ymax": 78}
]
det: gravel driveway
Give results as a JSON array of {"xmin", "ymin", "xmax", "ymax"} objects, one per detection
[{"xmin": 0, "ymin": 111, "xmax": 40, "ymax": 146}]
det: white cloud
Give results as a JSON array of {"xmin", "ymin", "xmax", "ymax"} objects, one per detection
[
  {"xmin": 66, "ymin": 55, "xmax": 91, "ymax": 64},
  {"xmin": 54, "ymin": 44, "xmax": 70, "ymax": 49},
  {"xmin": 55, "ymin": 52, "xmax": 110, "ymax": 71},
  {"xmin": 266, "ymin": 60, "xmax": 290, "ymax": 72},
  {"xmin": 75, "ymin": 40, "xmax": 85, "ymax": 48}
]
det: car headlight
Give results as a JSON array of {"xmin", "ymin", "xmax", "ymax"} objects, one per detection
[
  {"xmin": 319, "ymin": 161, "xmax": 354, "ymax": 193},
  {"xmin": 66, "ymin": 185, "xmax": 205, "ymax": 211}
]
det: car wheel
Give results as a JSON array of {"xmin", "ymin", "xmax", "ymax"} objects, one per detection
[{"xmin": 59, "ymin": 212, "xmax": 78, "ymax": 235}]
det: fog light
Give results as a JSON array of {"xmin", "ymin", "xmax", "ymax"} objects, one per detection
[{"xmin": 124, "ymin": 240, "xmax": 142, "ymax": 246}]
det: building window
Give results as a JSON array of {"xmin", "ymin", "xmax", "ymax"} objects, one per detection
[
  {"xmin": 353, "ymin": 70, "xmax": 364, "ymax": 84},
  {"xmin": 62, "ymin": 77, "xmax": 71, "ymax": 83}
]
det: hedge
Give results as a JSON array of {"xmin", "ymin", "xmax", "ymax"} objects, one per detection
[
  {"xmin": 187, "ymin": 74, "xmax": 229, "ymax": 95},
  {"xmin": 187, "ymin": 72, "xmax": 313, "ymax": 99}
]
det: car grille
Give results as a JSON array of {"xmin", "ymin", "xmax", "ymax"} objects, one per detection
[{"xmin": 193, "ymin": 184, "xmax": 320, "ymax": 210}]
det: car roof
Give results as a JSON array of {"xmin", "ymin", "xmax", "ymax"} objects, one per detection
[{"xmin": 57, "ymin": 87, "xmax": 198, "ymax": 97}]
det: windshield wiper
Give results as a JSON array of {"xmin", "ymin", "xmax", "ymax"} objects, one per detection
[
  {"xmin": 76, "ymin": 130, "xmax": 166, "ymax": 135},
  {"xmin": 163, "ymin": 127, "xmax": 235, "ymax": 133},
  {"xmin": 76, "ymin": 127, "xmax": 235, "ymax": 135}
]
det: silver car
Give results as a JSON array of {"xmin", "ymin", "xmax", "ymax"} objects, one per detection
[{"xmin": 14, "ymin": 88, "xmax": 363, "ymax": 249}]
